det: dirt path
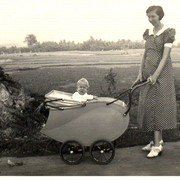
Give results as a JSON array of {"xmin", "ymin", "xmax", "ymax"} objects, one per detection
[{"xmin": 1, "ymin": 141, "xmax": 180, "ymax": 176}]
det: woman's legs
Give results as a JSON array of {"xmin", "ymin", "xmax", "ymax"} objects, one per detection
[{"xmin": 154, "ymin": 130, "xmax": 163, "ymax": 146}]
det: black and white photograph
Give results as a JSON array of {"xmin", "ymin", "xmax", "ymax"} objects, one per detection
[{"xmin": 0, "ymin": 0, "xmax": 180, "ymax": 176}]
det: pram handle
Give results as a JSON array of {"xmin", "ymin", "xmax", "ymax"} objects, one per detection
[
  {"xmin": 44, "ymin": 98, "xmax": 86, "ymax": 110},
  {"xmin": 106, "ymin": 79, "xmax": 150, "ymax": 116},
  {"xmin": 35, "ymin": 98, "xmax": 64, "ymax": 113},
  {"xmin": 123, "ymin": 79, "xmax": 150, "ymax": 116},
  {"xmin": 35, "ymin": 98, "xmax": 86, "ymax": 112}
]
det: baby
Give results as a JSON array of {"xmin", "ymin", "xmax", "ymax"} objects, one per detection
[{"xmin": 72, "ymin": 78, "xmax": 97, "ymax": 102}]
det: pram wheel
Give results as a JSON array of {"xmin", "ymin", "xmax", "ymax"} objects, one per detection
[
  {"xmin": 60, "ymin": 140, "xmax": 84, "ymax": 165},
  {"xmin": 90, "ymin": 140, "xmax": 115, "ymax": 164}
]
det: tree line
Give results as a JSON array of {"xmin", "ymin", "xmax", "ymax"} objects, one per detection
[{"xmin": 0, "ymin": 34, "xmax": 178, "ymax": 54}]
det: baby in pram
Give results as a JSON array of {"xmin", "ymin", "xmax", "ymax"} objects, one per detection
[{"xmin": 72, "ymin": 78, "xmax": 97, "ymax": 102}]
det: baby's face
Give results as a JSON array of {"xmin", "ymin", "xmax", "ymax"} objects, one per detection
[{"xmin": 77, "ymin": 85, "xmax": 88, "ymax": 95}]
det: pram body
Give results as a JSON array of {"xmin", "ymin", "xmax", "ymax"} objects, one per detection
[
  {"xmin": 41, "ymin": 90, "xmax": 129, "ymax": 146},
  {"xmin": 40, "ymin": 79, "xmax": 149, "ymax": 165}
]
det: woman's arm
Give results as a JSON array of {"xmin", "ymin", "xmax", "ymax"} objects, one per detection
[
  {"xmin": 149, "ymin": 47, "xmax": 171, "ymax": 84},
  {"xmin": 139, "ymin": 50, "xmax": 146, "ymax": 75},
  {"xmin": 154, "ymin": 47, "xmax": 171, "ymax": 77},
  {"xmin": 131, "ymin": 51, "xmax": 146, "ymax": 87},
  {"xmin": 149, "ymin": 28, "xmax": 175, "ymax": 84},
  {"xmin": 132, "ymin": 29, "xmax": 148, "ymax": 86}
]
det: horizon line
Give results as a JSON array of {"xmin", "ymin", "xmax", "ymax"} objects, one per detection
[{"xmin": 0, "ymin": 38, "xmax": 179, "ymax": 48}]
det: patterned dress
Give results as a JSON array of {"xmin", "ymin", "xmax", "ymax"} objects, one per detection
[{"xmin": 137, "ymin": 27, "xmax": 177, "ymax": 131}]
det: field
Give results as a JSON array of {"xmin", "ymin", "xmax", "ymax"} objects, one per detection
[
  {"xmin": 1, "ymin": 48, "xmax": 180, "ymax": 113},
  {"xmin": 0, "ymin": 49, "xmax": 180, "ymax": 149},
  {"xmin": 1, "ymin": 48, "xmax": 180, "ymax": 95}
]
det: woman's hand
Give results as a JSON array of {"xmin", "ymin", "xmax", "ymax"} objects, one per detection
[
  {"xmin": 131, "ymin": 72, "xmax": 142, "ymax": 88},
  {"xmin": 148, "ymin": 74, "xmax": 158, "ymax": 85},
  {"xmin": 137, "ymin": 72, "xmax": 143, "ymax": 82}
]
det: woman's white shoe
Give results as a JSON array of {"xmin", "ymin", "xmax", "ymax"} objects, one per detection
[
  {"xmin": 142, "ymin": 140, "xmax": 164, "ymax": 151},
  {"xmin": 159, "ymin": 140, "xmax": 164, "ymax": 146},
  {"xmin": 142, "ymin": 141, "xmax": 154, "ymax": 151},
  {"xmin": 147, "ymin": 145, "xmax": 163, "ymax": 158}
]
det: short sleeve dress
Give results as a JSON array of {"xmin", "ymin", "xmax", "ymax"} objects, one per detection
[{"xmin": 137, "ymin": 27, "xmax": 177, "ymax": 131}]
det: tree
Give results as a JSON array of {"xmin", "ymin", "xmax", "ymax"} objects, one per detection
[
  {"xmin": 40, "ymin": 41, "xmax": 59, "ymax": 52},
  {"xmin": 24, "ymin": 34, "xmax": 38, "ymax": 48}
]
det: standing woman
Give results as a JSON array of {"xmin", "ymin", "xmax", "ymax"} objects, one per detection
[{"xmin": 133, "ymin": 5, "xmax": 177, "ymax": 158}]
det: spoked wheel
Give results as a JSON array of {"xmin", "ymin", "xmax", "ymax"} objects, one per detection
[
  {"xmin": 60, "ymin": 140, "xmax": 84, "ymax": 165},
  {"xmin": 90, "ymin": 140, "xmax": 115, "ymax": 164}
]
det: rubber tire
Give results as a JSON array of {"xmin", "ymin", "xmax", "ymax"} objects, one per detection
[
  {"xmin": 90, "ymin": 140, "xmax": 115, "ymax": 165},
  {"xmin": 60, "ymin": 140, "xmax": 84, "ymax": 165}
]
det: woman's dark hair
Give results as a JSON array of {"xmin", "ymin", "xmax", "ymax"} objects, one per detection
[{"xmin": 146, "ymin": 6, "xmax": 164, "ymax": 20}]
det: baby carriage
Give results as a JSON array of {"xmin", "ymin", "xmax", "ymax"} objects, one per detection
[{"xmin": 40, "ymin": 79, "xmax": 149, "ymax": 165}]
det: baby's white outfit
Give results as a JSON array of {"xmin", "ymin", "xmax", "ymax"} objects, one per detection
[{"xmin": 72, "ymin": 92, "xmax": 93, "ymax": 102}]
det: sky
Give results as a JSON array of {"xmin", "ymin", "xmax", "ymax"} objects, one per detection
[{"xmin": 0, "ymin": 0, "xmax": 180, "ymax": 47}]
